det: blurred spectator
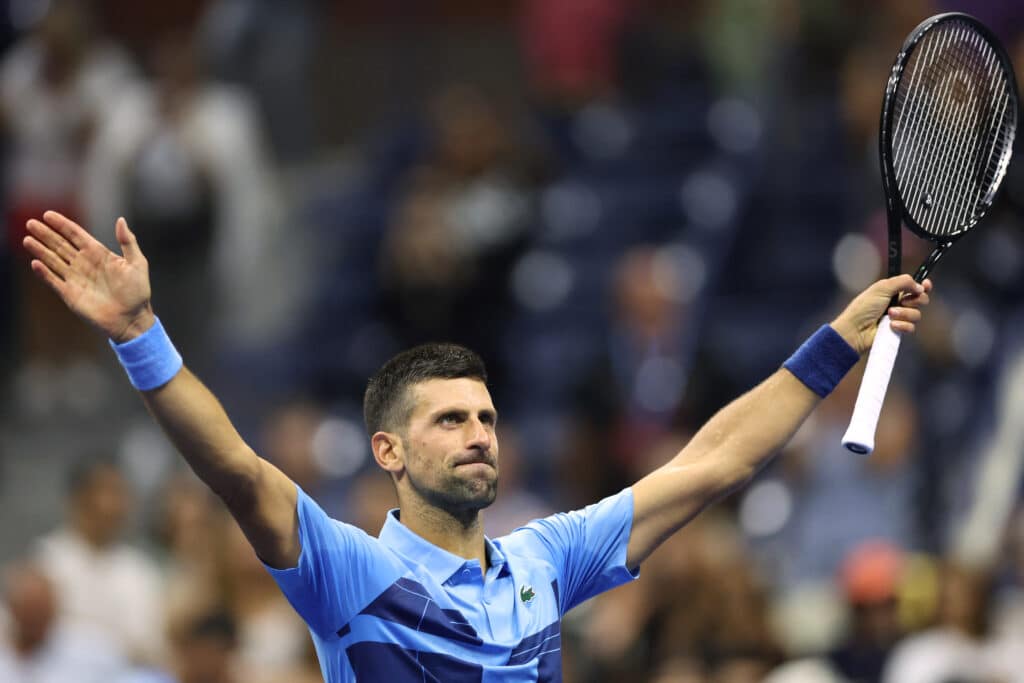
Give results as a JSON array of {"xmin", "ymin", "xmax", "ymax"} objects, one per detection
[
  {"xmin": 566, "ymin": 502, "xmax": 780, "ymax": 682},
  {"xmin": 171, "ymin": 611, "xmax": 239, "ymax": 683},
  {"xmin": 764, "ymin": 659, "xmax": 847, "ymax": 683},
  {"xmin": 152, "ymin": 473, "xmax": 225, "ymax": 626},
  {"xmin": 986, "ymin": 509, "xmax": 1024, "ymax": 681},
  {"xmin": 219, "ymin": 520, "xmax": 308, "ymax": 682},
  {"xmin": 954, "ymin": 337, "xmax": 1024, "ymax": 569},
  {"xmin": 83, "ymin": 30, "xmax": 281, "ymax": 368},
  {"xmin": 826, "ymin": 541, "xmax": 906, "ymax": 683},
  {"xmin": 564, "ymin": 246, "xmax": 710, "ymax": 506},
  {"xmin": 119, "ymin": 609, "xmax": 241, "ymax": 683},
  {"xmin": 379, "ymin": 84, "xmax": 530, "ymax": 376},
  {"xmin": 259, "ymin": 400, "xmax": 349, "ymax": 518},
  {"xmin": 0, "ymin": 560, "xmax": 126, "ymax": 683},
  {"xmin": 199, "ymin": 0, "xmax": 322, "ymax": 164},
  {"xmin": 150, "ymin": 477, "xmax": 313, "ymax": 683},
  {"xmin": 34, "ymin": 455, "xmax": 165, "ymax": 664},
  {"xmin": 648, "ymin": 655, "xmax": 708, "ymax": 683},
  {"xmin": 769, "ymin": 359, "xmax": 918, "ymax": 587},
  {"xmin": 882, "ymin": 563, "xmax": 1004, "ymax": 683},
  {"xmin": 2, "ymin": 0, "xmax": 134, "ymax": 413}
]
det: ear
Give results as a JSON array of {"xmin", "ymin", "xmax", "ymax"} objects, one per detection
[{"xmin": 371, "ymin": 431, "xmax": 405, "ymax": 475}]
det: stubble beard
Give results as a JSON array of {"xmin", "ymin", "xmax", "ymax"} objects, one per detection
[{"xmin": 406, "ymin": 459, "xmax": 499, "ymax": 518}]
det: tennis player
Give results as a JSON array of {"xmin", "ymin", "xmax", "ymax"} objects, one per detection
[{"xmin": 23, "ymin": 211, "xmax": 930, "ymax": 681}]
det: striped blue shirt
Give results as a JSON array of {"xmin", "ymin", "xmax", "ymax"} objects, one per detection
[{"xmin": 265, "ymin": 486, "xmax": 638, "ymax": 682}]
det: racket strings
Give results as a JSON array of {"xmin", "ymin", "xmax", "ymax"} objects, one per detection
[
  {"xmin": 896, "ymin": 24, "xmax": 1013, "ymax": 235},
  {"xmin": 893, "ymin": 30, "xmax": 967, "ymax": 233},
  {"xmin": 899, "ymin": 26, "xmax": 996, "ymax": 233},
  {"xmin": 898, "ymin": 25, "xmax": 991, "ymax": 230},
  {"xmin": 898, "ymin": 29, "xmax": 976, "ymax": 233},
  {"xmin": 889, "ymin": 19, "xmax": 1015, "ymax": 238},
  {"xmin": 927, "ymin": 31, "xmax": 995, "ymax": 235}
]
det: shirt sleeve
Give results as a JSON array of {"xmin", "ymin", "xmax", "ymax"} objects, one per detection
[
  {"xmin": 262, "ymin": 485, "xmax": 399, "ymax": 639},
  {"xmin": 509, "ymin": 488, "xmax": 639, "ymax": 614}
]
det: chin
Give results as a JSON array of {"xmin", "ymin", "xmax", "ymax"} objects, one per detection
[
  {"xmin": 461, "ymin": 482, "xmax": 498, "ymax": 510},
  {"xmin": 447, "ymin": 478, "xmax": 499, "ymax": 513}
]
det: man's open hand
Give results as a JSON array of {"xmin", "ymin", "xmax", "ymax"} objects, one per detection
[{"xmin": 23, "ymin": 211, "xmax": 155, "ymax": 343}]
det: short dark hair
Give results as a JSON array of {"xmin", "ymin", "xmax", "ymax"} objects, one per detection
[{"xmin": 363, "ymin": 343, "xmax": 487, "ymax": 436}]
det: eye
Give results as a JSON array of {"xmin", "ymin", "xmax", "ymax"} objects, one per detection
[{"xmin": 438, "ymin": 412, "xmax": 463, "ymax": 426}]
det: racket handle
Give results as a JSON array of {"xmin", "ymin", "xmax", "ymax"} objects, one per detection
[{"xmin": 841, "ymin": 315, "xmax": 902, "ymax": 455}]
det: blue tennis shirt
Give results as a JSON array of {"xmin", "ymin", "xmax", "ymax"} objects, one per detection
[{"xmin": 264, "ymin": 486, "xmax": 638, "ymax": 682}]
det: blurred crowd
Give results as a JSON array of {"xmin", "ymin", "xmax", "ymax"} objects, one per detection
[{"xmin": 2, "ymin": 1, "xmax": 1024, "ymax": 682}]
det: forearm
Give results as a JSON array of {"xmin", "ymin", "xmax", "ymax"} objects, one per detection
[
  {"xmin": 674, "ymin": 369, "xmax": 819, "ymax": 490},
  {"xmin": 140, "ymin": 367, "xmax": 262, "ymax": 506},
  {"xmin": 627, "ymin": 330, "xmax": 851, "ymax": 567},
  {"xmin": 109, "ymin": 313, "xmax": 262, "ymax": 503},
  {"xmin": 627, "ymin": 277, "xmax": 930, "ymax": 567}
]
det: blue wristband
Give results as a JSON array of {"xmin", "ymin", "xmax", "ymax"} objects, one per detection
[
  {"xmin": 109, "ymin": 317, "xmax": 183, "ymax": 391},
  {"xmin": 783, "ymin": 325, "xmax": 860, "ymax": 398}
]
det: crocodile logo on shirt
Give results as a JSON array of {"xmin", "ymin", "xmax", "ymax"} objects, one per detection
[{"xmin": 520, "ymin": 584, "xmax": 536, "ymax": 604}]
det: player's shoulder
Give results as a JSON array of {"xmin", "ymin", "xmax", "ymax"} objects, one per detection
[
  {"xmin": 494, "ymin": 510, "xmax": 576, "ymax": 564},
  {"xmin": 498, "ymin": 488, "xmax": 635, "ymax": 550}
]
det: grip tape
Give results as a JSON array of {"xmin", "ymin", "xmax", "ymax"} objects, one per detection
[{"xmin": 841, "ymin": 315, "xmax": 902, "ymax": 455}]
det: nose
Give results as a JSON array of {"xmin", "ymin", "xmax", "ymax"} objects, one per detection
[{"xmin": 466, "ymin": 418, "xmax": 493, "ymax": 451}]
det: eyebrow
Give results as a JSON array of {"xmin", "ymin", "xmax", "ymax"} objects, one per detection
[{"xmin": 430, "ymin": 407, "xmax": 499, "ymax": 422}]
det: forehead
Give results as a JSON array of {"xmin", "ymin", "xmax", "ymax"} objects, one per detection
[{"xmin": 407, "ymin": 377, "xmax": 494, "ymax": 416}]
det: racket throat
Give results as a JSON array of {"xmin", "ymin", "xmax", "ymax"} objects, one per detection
[{"xmin": 913, "ymin": 243, "xmax": 949, "ymax": 282}]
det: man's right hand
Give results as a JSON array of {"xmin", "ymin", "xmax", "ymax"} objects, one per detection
[{"xmin": 24, "ymin": 212, "xmax": 155, "ymax": 343}]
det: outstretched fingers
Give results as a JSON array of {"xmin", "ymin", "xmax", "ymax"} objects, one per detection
[
  {"xmin": 42, "ymin": 210, "xmax": 94, "ymax": 251},
  {"xmin": 23, "ymin": 235, "xmax": 70, "ymax": 279},
  {"xmin": 29, "ymin": 258, "xmax": 69, "ymax": 297},
  {"xmin": 25, "ymin": 219, "xmax": 78, "ymax": 265}
]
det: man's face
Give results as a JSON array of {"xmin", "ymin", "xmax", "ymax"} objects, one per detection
[{"xmin": 397, "ymin": 378, "xmax": 499, "ymax": 514}]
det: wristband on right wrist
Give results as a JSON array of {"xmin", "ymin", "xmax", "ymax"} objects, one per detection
[{"xmin": 109, "ymin": 316, "xmax": 183, "ymax": 391}]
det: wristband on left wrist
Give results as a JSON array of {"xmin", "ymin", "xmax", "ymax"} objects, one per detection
[{"xmin": 783, "ymin": 324, "xmax": 860, "ymax": 398}]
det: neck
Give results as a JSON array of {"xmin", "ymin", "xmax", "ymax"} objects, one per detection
[{"xmin": 398, "ymin": 496, "xmax": 488, "ymax": 571}]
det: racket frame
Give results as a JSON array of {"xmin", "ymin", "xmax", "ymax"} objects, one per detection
[
  {"xmin": 879, "ymin": 12, "xmax": 1020, "ymax": 284},
  {"xmin": 843, "ymin": 12, "xmax": 1019, "ymax": 455}
]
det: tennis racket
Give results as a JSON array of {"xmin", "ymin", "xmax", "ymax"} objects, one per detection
[{"xmin": 842, "ymin": 13, "xmax": 1019, "ymax": 455}]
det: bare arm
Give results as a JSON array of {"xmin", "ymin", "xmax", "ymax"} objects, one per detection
[
  {"xmin": 626, "ymin": 275, "xmax": 932, "ymax": 568},
  {"xmin": 23, "ymin": 211, "xmax": 299, "ymax": 568}
]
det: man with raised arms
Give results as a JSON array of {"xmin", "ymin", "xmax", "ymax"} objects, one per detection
[{"xmin": 22, "ymin": 211, "xmax": 931, "ymax": 681}]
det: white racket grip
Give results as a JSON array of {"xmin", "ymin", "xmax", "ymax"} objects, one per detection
[{"xmin": 841, "ymin": 315, "xmax": 902, "ymax": 455}]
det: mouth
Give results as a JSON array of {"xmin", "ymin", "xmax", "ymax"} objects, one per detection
[{"xmin": 453, "ymin": 454, "xmax": 495, "ymax": 470}]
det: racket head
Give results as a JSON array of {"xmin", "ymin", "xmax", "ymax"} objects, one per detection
[{"xmin": 880, "ymin": 12, "xmax": 1019, "ymax": 246}]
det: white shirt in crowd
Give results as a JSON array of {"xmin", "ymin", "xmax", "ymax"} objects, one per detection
[{"xmin": 34, "ymin": 529, "xmax": 166, "ymax": 664}]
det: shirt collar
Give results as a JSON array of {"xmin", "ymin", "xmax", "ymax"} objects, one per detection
[{"xmin": 378, "ymin": 509, "xmax": 509, "ymax": 583}]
